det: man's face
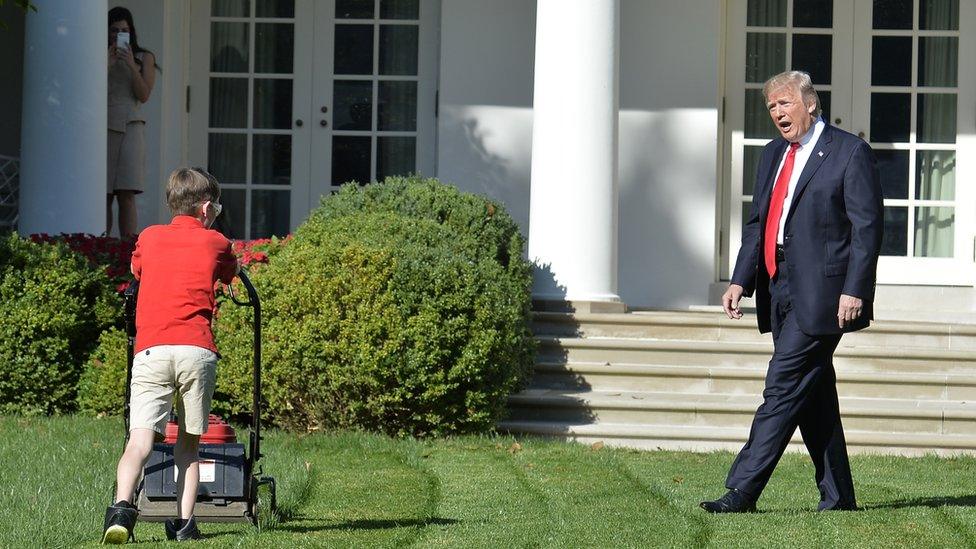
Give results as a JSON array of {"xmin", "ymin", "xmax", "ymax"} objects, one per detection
[{"xmin": 766, "ymin": 85, "xmax": 816, "ymax": 142}]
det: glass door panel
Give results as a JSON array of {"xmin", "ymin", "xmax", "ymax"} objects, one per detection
[
  {"xmin": 189, "ymin": 0, "xmax": 312, "ymax": 239},
  {"xmin": 852, "ymin": 0, "xmax": 974, "ymax": 284}
]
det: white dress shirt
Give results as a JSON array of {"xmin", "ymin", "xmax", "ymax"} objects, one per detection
[{"xmin": 771, "ymin": 117, "xmax": 825, "ymax": 244}]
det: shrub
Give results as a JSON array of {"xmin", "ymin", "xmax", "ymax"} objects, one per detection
[
  {"xmin": 76, "ymin": 327, "xmax": 128, "ymax": 416},
  {"xmin": 214, "ymin": 178, "xmax": 535, "ymax": 436},
  {"xmin": 0, "ymin": 234, "xmax": 121, "ymax": 415},
  {"xmin": 30, "ymin": 233, "xmax": 135, "ymax": 292}
]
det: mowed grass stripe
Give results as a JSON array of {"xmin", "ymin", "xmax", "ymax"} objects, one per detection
[{"xmin": 410, "ymin": 437, "xmax": 554, "ymax": 548}]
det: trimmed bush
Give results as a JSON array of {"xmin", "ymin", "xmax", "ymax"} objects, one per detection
[
  {"xmin": 214, "ymin": 177, "xmax": 535, "ymax": 436},
  {"xmin": 76, "ymin": 327, "xmax": 128, "ymax": 416},
  {"xmin": 0, "ymin": 234, "xmax": 121, "ymax": 415}
]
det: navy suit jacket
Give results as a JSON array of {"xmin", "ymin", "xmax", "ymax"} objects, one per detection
[{"xmin": 731, "ymin": 123, "xmax": 884, "ymax": 336}]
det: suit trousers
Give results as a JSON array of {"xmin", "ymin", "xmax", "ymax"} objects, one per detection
[{"xmin": 725, "ymin": 258, "xmax": 856, "ymax": 509}]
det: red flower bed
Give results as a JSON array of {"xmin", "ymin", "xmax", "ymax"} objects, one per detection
[{"xmin": 30, "ymin": 233, "xmax": 290, "ymax": 293}]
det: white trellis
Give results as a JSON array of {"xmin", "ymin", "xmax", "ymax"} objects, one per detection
[{"xmin": 0, "ymin": 156, "xmax": 19, "ymax": 232}]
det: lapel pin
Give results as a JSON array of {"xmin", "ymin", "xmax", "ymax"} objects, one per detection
[{"xmin": 818, "ymin": 151, "xmax": 824, "ymax": 157}]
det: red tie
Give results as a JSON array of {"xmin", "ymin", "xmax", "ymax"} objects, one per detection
[{"xmin": 764, "ymin": 142, "xmax": 800, "ymax": 278}]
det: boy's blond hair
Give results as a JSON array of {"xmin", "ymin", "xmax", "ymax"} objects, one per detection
[{"xmin": 166, "ymin": 167, "xmax": 221, "ymax": 216}]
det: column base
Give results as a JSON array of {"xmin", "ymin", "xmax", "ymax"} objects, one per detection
[{"xmin": 532, "ymin": 298, "xmax": 627, "ymax": 314}]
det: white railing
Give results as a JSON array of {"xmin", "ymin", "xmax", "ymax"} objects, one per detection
[{"xmin": 0, "ymin": 155, "xmax": 18, "ymax": 232}]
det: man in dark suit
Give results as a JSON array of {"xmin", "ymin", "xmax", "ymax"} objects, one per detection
[{"xmin": 700, "ymin": 71, "xmax": 883, "ymax": 513}]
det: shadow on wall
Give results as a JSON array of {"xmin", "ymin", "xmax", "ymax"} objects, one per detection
[
  {"xmin": 437, "ymin": 105, "xmax": 534, "ymax": 236},
  {"xmin": 617, "ymin": 108, "xmax": 718, "ymax": 309}
]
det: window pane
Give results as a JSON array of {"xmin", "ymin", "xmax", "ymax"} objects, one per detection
[
  {"xmin": 380, "ymin": 0, "xmax": 419, "ymax": 19},
  {"xmin": 251, "ymin": 190, "xmax": 290, "ymax": 238},
  {"xmin": 873, "ymin": 0, "xmax": 913, "ymax": 29},
  {"xmin": 212, "ymin": 0, "xmax": 248, "ymax": 17},
  {"xmin": 793, "ymin": 0, "xmax": 832, "ymax": 27},
  {"xmin": 747, "ymin": 0, "xmax": 786, "ymax": 26},
  {"xmin": 214, "ymin": 189, "xmax": 245, "ymax": 240},
  {"xmin": 209, "ymin": 78, "xmax": 248, "ymax": 128},
  {"xmin": 211, "ymin": 22, "xmax": 249, "ymax": 73},
  {"xmin": 918, "ymin": 37, "xmax": 958, "ymax": 87},
  {"xmin": 208, "ymin": 133, "xmax": 247, "ymax": 183},
  {"xmin": 335, "ymin": 25, "xmax": 374, "ymax": 75},
  {"xmin": 818, "ymin": 90, "xmax": 831, "ymax": 122},
  {"xmin": 334, "ymin": 80, "xmax": 374, "ymax": 131},
  {"xmin": 253, "ymin": 79, "xmax": 293, "ymax": 129},
  {"xmin": 252, "ymin": 135, "xmax": 291, "ymax": 185},
  {"xmin": 742, "ymin": 145, "xmax": 764, "ymax": 196},
  {"xmin": 377, "ymin": 137, "xmax": 416, "ymax": 180},
  {"xmin": 916, "ymin": 150, "xmax": 955, "ymax": 200},
  {"xmin": 875, "ymin": 150, "xmax": 909, "ymax": 199},
  {"xmin": 920, "ymin": 0, "xmax": 959, "ymax": 30},
  {"xmin": 379, "ymin": 25, "xmax": 419, "ymax": 76},
  {"xmin": 915, "ymin": 207, "xmax": 954, "ymax": 257},
  {"xmin": 870, "ymin": 93, "xmax": 910, "ymax": 143},
  {"xmin": 256, "ymin": 0, "xmax": 295, "ymax": 18},
  {"xmin": 871, "ymin": 37, "xmax": 912, "ymax": 86},
  {"xmin": 337, "ymin": 0, "xmax": 375, "ymax": 18},
  {"xmin": 745, "ymin": 89, "xmax": 778, "ymax": 139},
  {"xmin": 745, "ymin": 32, "xmax": 785, "ymax": 83},
  {"xmin": 917, "ymin": 94, "xmax": 957, "ymax": 144},
  {"xmin": 378, "ymin": 81, "xmax": 417, "ymax": 131},
  {"xmin": 881, "ymin": 207, "xmax": 908, "ymax": 256},
  {"xmin": 255, "ymin": 23, "xmax": 294, "ymax": 74},
  {"xmin": 332, "ymin": 136, "xmax": 371, "ymax": 185},
  {"xmin": 792, "ymin": 34, "xmax": 832, "ymax": 85}
]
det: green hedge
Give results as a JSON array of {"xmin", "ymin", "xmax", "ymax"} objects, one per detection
[
  {"xmin": 214, "ymin": 177, "xmax": 535, "ymax": 436},
  {"xmin": 0, "ymin": 234, "xmax": 121, "ymax": 415},
  {"xmin": 76, "ymin": 327, "xmax": 128, "ymax": 416}
]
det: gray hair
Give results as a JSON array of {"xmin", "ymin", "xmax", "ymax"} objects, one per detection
[{"xmin": 762, "ymin": 70, "xmax": 822, "ymax": 118}]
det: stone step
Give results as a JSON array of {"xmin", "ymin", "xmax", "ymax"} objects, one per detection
[
  {"xmin": 532, "ymin": 310, "xmax": 976, "ymax": 351},
  {"xmin": 506, "ymin": 389, "xmax": 976, "ymax": 437},
  {"xmin": 536, "ymin": 336, "xmax": 976, "ymax": 374},
  {"xmin": 498, "ymin": 420, "xmax": 976, "ymax": 456},
  {"xmin": 529, "ymin": 361, "xmax": 976, "ymax": 401}
]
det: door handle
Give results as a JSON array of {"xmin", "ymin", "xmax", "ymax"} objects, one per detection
[
  {"xmin": 834, "ymin": 118, "xmax": 842, "ymax": 125},
  {"xmin": 857, "ymin": 131, "xmax": 865, "ymax": 138},
  {"xmin": 295, "ymin": 119, "xmax": 303, "ymax": 127},
  {"xmin": 320, "ymin": 120, "xmax": 328, "ymax": 127}
]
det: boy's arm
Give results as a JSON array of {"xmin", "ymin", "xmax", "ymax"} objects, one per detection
[
  {"xmin": 130, "ymin": 239, "xmax": 142, "ymax": 280},
  {"xmin": 216, "ymin": 240, "xmax": 239, "ymax": 284}
]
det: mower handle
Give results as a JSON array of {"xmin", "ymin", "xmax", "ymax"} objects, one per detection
[{"xmin": 229, "ymin": 271, "xmax": 264, "ymax": 464}]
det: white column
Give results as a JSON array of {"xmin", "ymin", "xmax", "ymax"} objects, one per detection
[
  {"xmin": 19, "ymin": 0, "xmax": 107, "ymax": 235},
  {"xmin": 528, "ymin": 0, "xmax": 620, "ymax": 306}
]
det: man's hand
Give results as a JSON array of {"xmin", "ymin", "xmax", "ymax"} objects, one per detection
[
  {"xmin": 837, "ymin": 294, "xmax": 863, "ymax": 329},
  {"xmin": 722, "ymin": 284, "xmax": 745, "ymax": 320}
]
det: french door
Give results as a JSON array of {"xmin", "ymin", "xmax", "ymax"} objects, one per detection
[
  {"xmin": 189, "ymin": 0, "xmax": 439, "ymax": 239},
  {"xmin": 723, "ymin": 0, "xmax": 976, "ymax": 286}
]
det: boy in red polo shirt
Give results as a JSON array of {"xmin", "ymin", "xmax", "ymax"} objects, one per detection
[{"xmin": 102, "ymin": 168, "xmax": 239, "ymax": 544}]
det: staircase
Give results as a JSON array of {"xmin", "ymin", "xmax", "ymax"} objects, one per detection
[{"xmin": 500, "ymin": 310, "xmax": 976, "ymax": 456}]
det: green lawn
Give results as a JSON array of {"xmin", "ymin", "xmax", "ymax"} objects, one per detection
[{"xmin": 2, "ymin": 416, "xmax": 976, "ymax": 548}]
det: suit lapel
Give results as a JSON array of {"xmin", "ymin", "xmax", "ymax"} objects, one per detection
[{"xmin": 785, "ymin": 124, "xmax": 834, "ymax": 224}]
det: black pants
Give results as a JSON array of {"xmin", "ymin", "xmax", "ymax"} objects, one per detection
[{"xmin": 724, "ymin": 259, "xmax": 856, "ymax": 509}]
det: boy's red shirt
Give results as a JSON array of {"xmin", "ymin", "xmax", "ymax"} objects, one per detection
[{"xmin": 131, "ymin": 216, "xmax": 238, "ymax": 354}]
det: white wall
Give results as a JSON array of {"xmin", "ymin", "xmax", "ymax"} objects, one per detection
[
  {"xmin": 437, "ymin": 0, "xmax": 722, "ymax": 309},
  {"xmin": 436, "ymin": 0, "xmax": 537, "ymax": 234}
]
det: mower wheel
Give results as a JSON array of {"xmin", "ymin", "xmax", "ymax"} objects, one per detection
[{"xmin": 252, "ymin": 476, "xmax": 278, "ymax": 531}]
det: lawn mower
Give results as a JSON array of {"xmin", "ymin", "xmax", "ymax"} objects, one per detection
[{"xmin": 121, "ymin": 270, "xmax": 276, "ymax": 527}]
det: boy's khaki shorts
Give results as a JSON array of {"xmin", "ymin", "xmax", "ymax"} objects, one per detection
[{"xmin": 129, "ymin": 345, "xmax": 218, "ymax": 436}]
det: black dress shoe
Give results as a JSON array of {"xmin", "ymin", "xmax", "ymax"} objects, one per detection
[
  {"xmin": 700, "ymin": 489, "xmax": 757, "ymax": 513},
  {"xmin": 819, "ymin": 501, "xmax": 858, "ymax": 511}
]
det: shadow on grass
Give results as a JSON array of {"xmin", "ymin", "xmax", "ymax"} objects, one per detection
[
  {"xmin": 273, "ymin": 516, "xmax": 460, "ymax": 534},
  {"xmin": 861, "ymin": 495, "xmax": 976, "ymax": 510}
]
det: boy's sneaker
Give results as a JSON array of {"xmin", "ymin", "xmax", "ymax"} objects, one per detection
[
  {"xmin": 173, "ymin": 517, "xmax": 203, "ymax": 541},
  {"xmin": 101, "ymin": 500, "xmax": 138, "ymax": 544},
  {"xmin": 164, "ymin": 519, "xmax": 182, "ymax": 541}
]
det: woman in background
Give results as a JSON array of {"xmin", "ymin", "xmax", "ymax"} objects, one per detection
[{"xmin": 107, "ymin": 6, "xmax": 156, "ymax": 239}]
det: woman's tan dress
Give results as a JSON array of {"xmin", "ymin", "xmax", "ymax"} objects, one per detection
[{"xmin": 107, "ymin": 52, "xmax": 146, "ymax": 194}]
